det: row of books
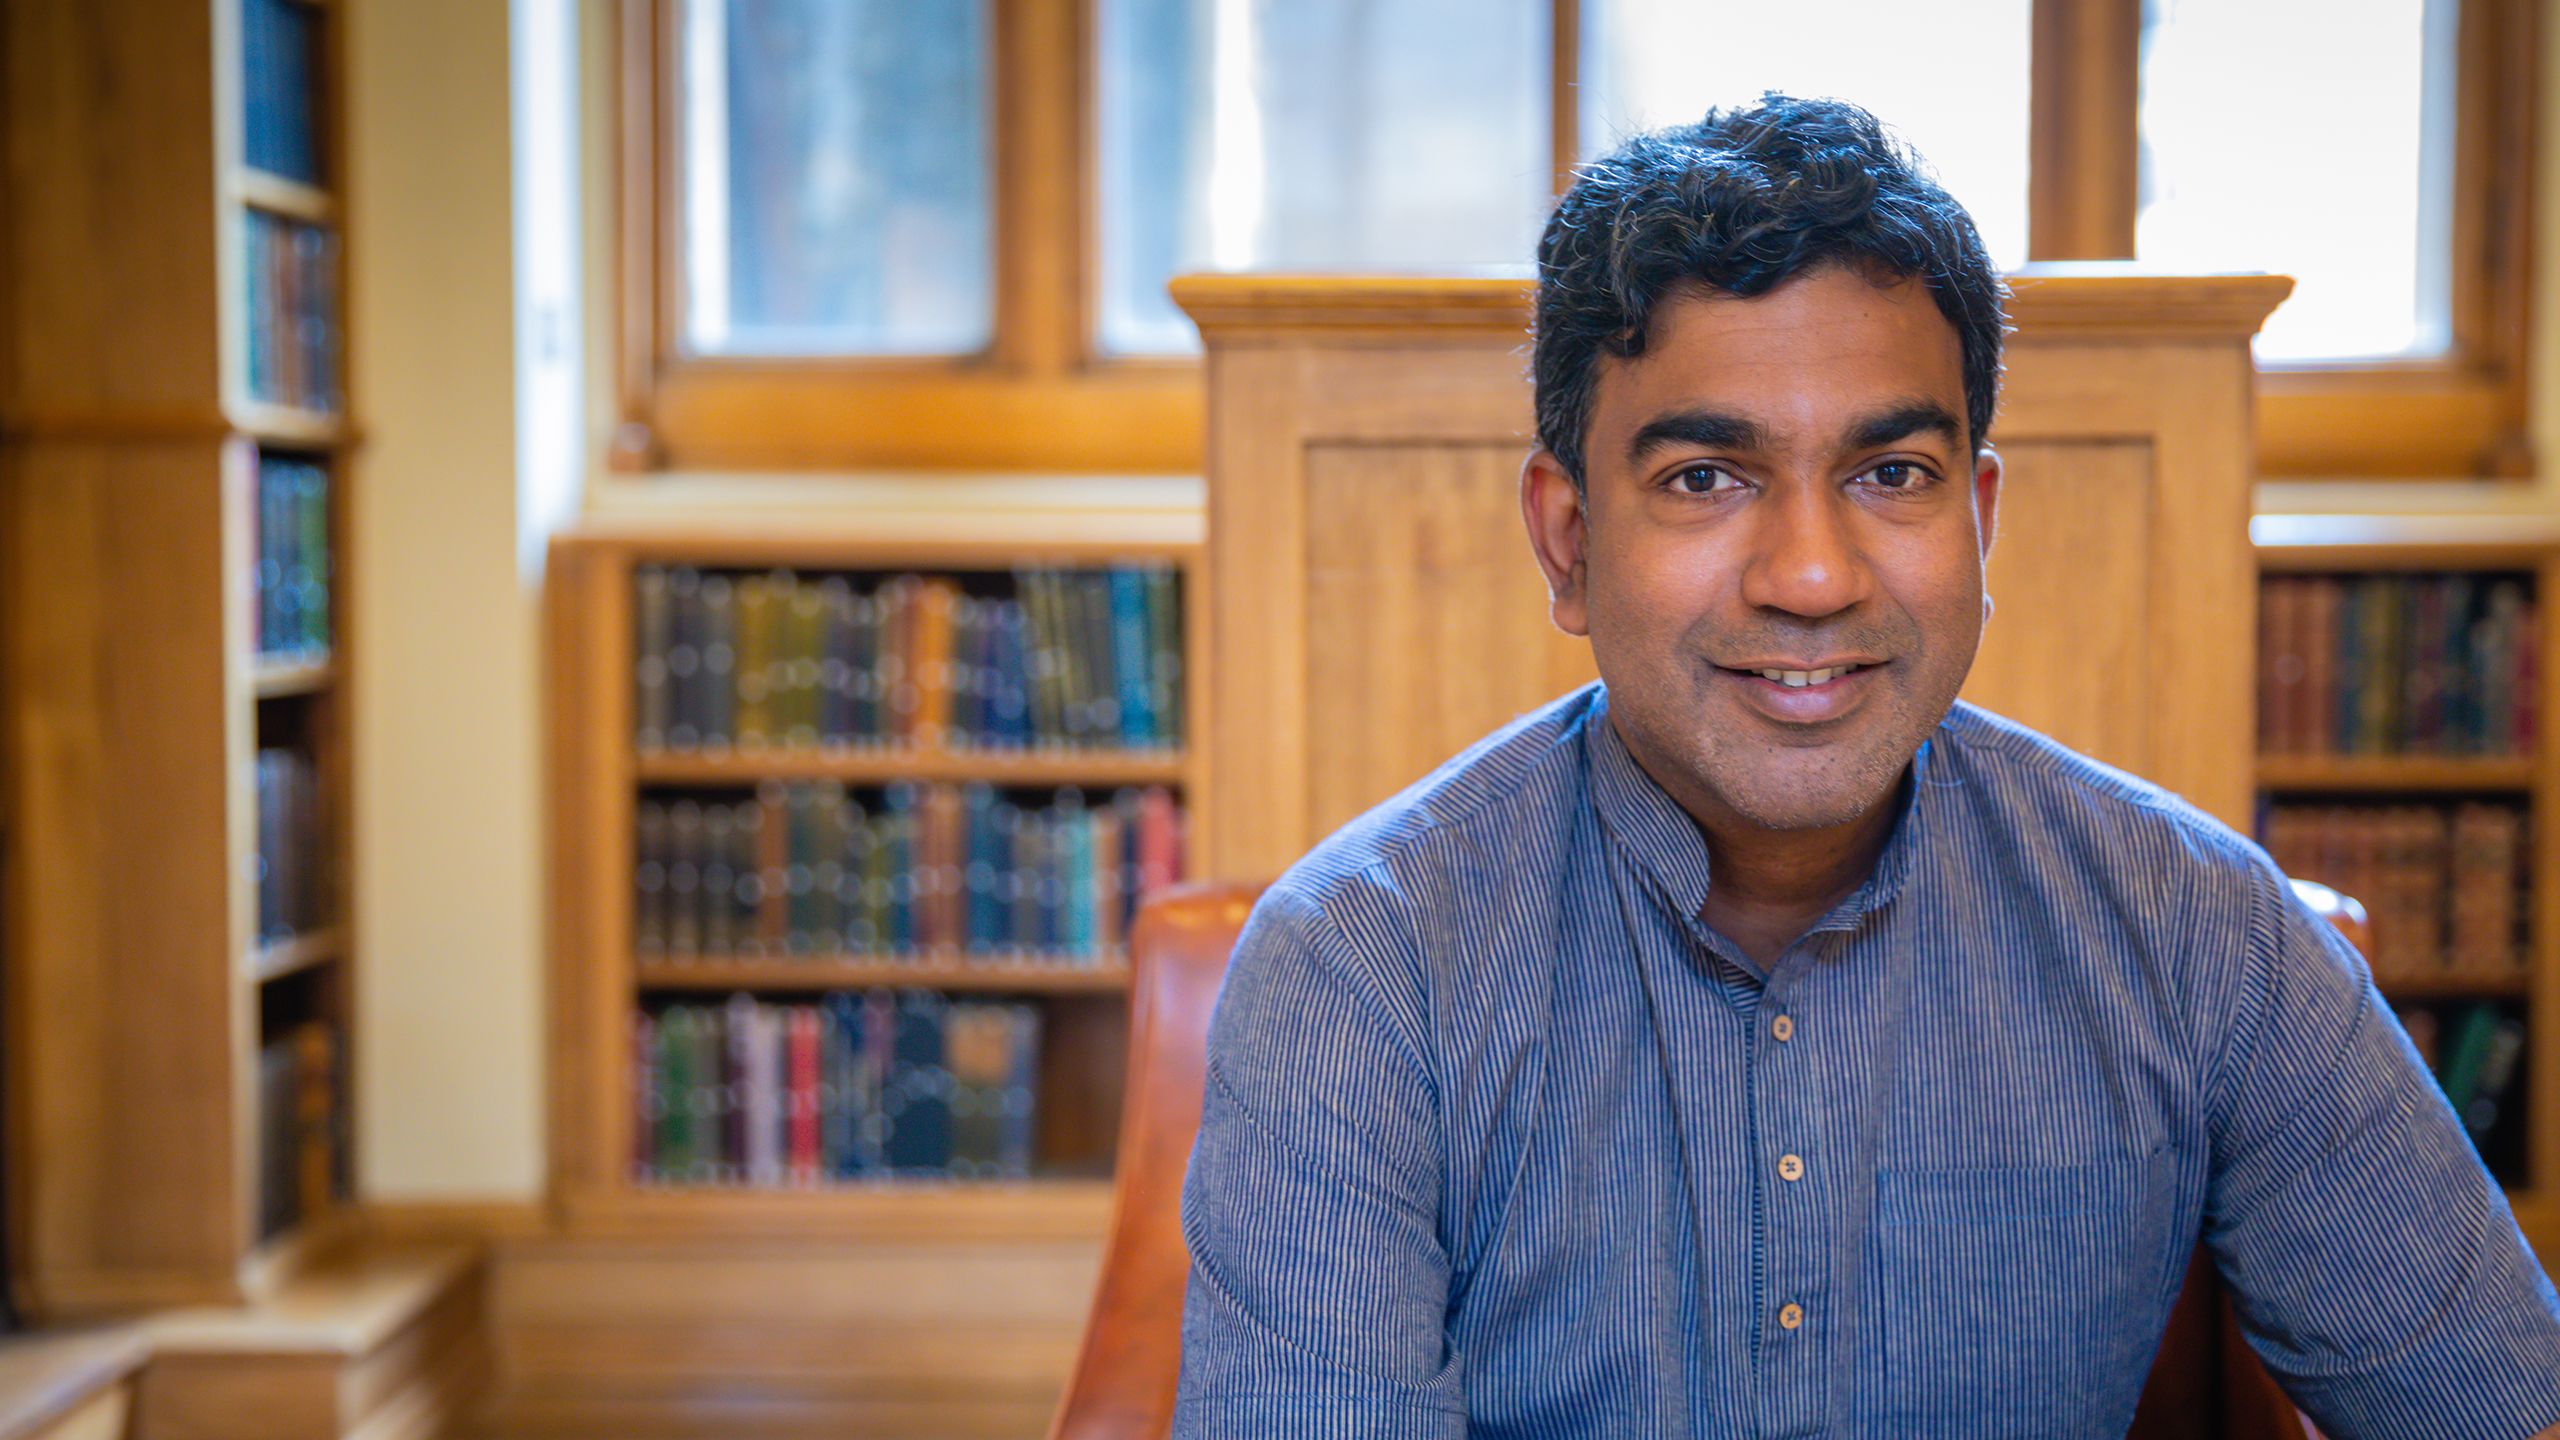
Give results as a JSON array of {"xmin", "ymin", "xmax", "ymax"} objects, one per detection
[
  {"xmin": 634, "ymin": 992, "xmax": 1038, "ymax": 1185},
  {"xmin": 256, "ymin": 748, "xmax": 329, "ymax": 942},
  {"xmin": 254, "ymin": 453, "xmax": 330, "ymax": 660},
  {"xmin": 2260, "ymin": 574, "xmax": 2537, "ymax": 757},
  {"xmin": 241, "ymin": 209, "xmax": 340, "ymax": 414},
  {"xmin": 2398, "ymin": 1001, "xmax": 2528, "ymax": 1177},
  {"xmin": 240, "ymin": 0, "xmax": 324, "ymax": 185},
  {"xmin": 636, "ymin": 783, "xmax": 1185, "ymax": 962},
  {"xmin": 2261, "ymin": 803, "xmax": 2525, "ymax": 979},
  {"xmin": 255, "ymin": 1019, "xmax": 347, "ymax": 1239},
  {"xmin": 632, "ymin": 566, "xmax": 1183, "ymax": 752}
]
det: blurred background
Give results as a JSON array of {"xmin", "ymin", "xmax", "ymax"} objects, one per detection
[{"xmin": 1, "ymin": 2, "xmax": 2555, "ymax": 1437}]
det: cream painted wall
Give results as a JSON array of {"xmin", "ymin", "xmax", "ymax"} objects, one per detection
[
  {"xmin": 343, "ymin": 0, "xmax": 2560, "ymax": 1201},
  {"xmin": 347, "ymin": 0, "xmax": 546, "ymax": 1198}
]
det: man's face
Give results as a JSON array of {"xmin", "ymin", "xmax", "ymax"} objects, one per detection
[{"xmin": 1523, "ymin": 263, "xmax": 2002, "ymax": 836}]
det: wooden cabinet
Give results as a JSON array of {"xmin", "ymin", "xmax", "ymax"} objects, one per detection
[
  {"xmin": 1175, "ymin": 266, "xmax": 2290, "ymax": 878},
  {"xmin": 3, "ymin": 0, "xmax": 357, "ymax": 1315}
]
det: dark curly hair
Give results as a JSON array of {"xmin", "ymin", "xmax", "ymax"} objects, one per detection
[{"xmin": 1533, "ymin": 94, "xmax": 2008, "ymax": 490}]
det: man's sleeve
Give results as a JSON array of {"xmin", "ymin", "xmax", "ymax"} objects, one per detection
[
  {"xmin": 2204, "ymin": 859, "xmax": 2560, "ymax": 1439},
  {"xmin": 1171, "ymin": 882, "xmax": 1465, "ymax": 1439}
]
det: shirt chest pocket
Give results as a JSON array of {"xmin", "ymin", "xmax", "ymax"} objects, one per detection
[{"xmin": 1869, "ymin": 1152, "xmax": 2173, "ymax": 1438}]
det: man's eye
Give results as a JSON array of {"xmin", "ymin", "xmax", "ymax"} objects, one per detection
[
  {"xmin": 1856, "ymin": 461, "xmax": 1934, "ymax": 490},
  {"xmin": 1667, "ymin": 465, "xmax": 1738, "ymax": 495}
]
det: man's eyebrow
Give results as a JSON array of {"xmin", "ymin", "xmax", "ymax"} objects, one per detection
[
  {"xmin": 1843, "ymin": 401, "xmax": 1964, "ymax": 453},
  {"xmin": 1624, "ymin": 409, "xmax": 1767, "ymax": 468}
]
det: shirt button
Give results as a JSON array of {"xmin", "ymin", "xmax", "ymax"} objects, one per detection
[
  {"xmin": 1778, "ymin": 1303, "xmax": 1804, "ymax": 1331},
  {"xmin": 1771, "ymin": 1014, "xmax": 1794, "ymax": 1042},
  {"xmin": 1778, "ymin": 1153, "xmax": 1805, "ymax": 1182}
]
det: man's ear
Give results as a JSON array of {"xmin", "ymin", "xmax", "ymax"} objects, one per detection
[
  {"xmin": 1520, "ymin": 448, "xmax": 1591, "ymax": 639},
  {"xmin": 1971, "ymin": 446, "xmax": 2003, "ymax": 564}
]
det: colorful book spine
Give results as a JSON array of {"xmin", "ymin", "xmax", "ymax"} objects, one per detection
[
  {"xmin": 636, "ymin": 782, "xmax": 1188, "ymax": 964},
  {"xmin": 241, "ymin": 210, "xmax": 340, "ymax": 413},
  {"xmin": 253, "ymin": 454, "xmax": 331, "ymax": 660},
  {"xmin": 241, "ymin": 0, "xmax": 323, "ymax": 184},
  {"xmin": 626, "ymin": 989, "xmax": 1051, "ymax": 1187},
  {"xmin": 629, "ymin": 566, "xmax": 1186, "ymax": 752},
  {"xmin": 2259, "ymin": 573, "xmax": 2538, "ymax": 757},
  {"xmin": 2262, "ymin": 801, "xmax": 2525, "ymax": 981}
]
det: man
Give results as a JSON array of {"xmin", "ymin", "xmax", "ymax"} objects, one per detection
[{"xmin": 1171, "ymin": 95, "xmax": 2560, "ymax": 1438}]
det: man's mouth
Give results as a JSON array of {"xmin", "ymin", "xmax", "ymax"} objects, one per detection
[
  {"xmin": 1713, "ymin": 659, "xmax": 1885, "ymax": 721},
  {"xmin": 1735, "ymin": 662, "xmax": 1870, "ymax": 688}
]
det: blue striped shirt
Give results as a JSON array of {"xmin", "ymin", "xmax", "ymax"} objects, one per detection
[{"xmin": 1175, "ymin": 682, "xmax": 2560, "ymax": 1438}]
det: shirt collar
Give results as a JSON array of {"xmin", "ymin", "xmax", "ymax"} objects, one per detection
[{"xmin": 1583, "ymin": 682, "xmax": 1933, "ymax": 938}]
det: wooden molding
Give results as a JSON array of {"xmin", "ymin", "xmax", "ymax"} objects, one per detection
[{"xmin": 1171, "ymin": 267, "xmax": 2295, "ymax": 345}]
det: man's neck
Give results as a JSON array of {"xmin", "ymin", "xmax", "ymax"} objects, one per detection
[
  {"xmin": 1614, "ymin": 718, "xmax": 1907, "ymax": 968},
  {"xmin": 1692, "ymin": 806, "xmax": 1897, "ymax": 968}
]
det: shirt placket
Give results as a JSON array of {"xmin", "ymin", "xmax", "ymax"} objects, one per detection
[{"xmin": 1740, "ymin": 931, "xmax": 1840, "ymax": 1440}]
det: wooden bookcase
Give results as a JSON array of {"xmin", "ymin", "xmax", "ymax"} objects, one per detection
[
  {"xmin": 2255, "ymin": 527, "xmax": 2560, "ymax": 1248},
  {"xmin": 547, "ymin": 524, "xmax": 1204, "ymax": 1238},
  {"xmin": 2, "ymin": 0, "xmax": 358, "ymax": 1314}
]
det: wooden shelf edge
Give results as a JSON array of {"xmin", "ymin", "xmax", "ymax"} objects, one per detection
[
  {"xmin": 634, "ymin": 744, "xmax": 1187, "ymax": 787},
  {"xmin": 557, "ymin": 1178, "xmax": 1115, "ymax": 1243},
  {"xmin": 636, "ymin": 956, "xmax": 1130, "ymax": 993},
  {"xmin": 232, "ymin": 1203, "xmax": 365, "ymax": 1308},
  {"xmin": 230, "ymin": 166, "xmax": 337, "ymax": 224},
  {"xmin": 2373, "ymin": 973, "xmax": 2533, "ymax": 1001},
  {"xmin": 251, "ymin": 654, "xmax": 336, "ymax": 699},
  {"xmin": 0, "ymin": 1327, "xmax": 149, "ymax": 1440},
  {"xmin": 2256, "ymin": 754, "xmax": 2536, "ymax": 791},
  {"xmin": 227, "ymin": 400, "xmax": 348, "ymax": 449},
  {"xmin": 249, "ymin": 926, "xmax": 345, "ymax": 985}
]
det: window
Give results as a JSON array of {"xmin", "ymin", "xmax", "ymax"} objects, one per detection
[
  {"xmin": 677, "ymin": 0, "xmax": 993, "ymax": 356},
  {"xmin": 615, "ymin": 0, "xmax": 2540, "ymax": 478}
]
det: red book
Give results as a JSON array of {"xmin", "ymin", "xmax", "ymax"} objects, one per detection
[
  {"xmin": 1136, "ymin": 787, "xmax": 1180, "ymax": 900},
  {"xmin": 789, "ymin": 1005, "xmax": 820, "ymax": 1185},
  {"xmin": 2260, "ymin": 578, "xmax": 2298, "ymax": 753},
  {"xmin": 2304, "ymin": 578, "xmax": 2341, "ymax": 754}
]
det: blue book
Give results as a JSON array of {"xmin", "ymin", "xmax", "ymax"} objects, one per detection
[
  {"xmin": 999, "ymin": 601, "xmax": 1034, "ymax": 747},
  {"xmin": 885, "ymin": 785, "xmax": 918, "ymax": 953},
  {"xmin": 821, "ymin": 992, "xmax": 877, "ymax": 1177},
  {"xmin": 1110, "ymin": 570, "xmax": 1155, "ymax": 745},
  {"xmin": 1062, "ymin": 801, "xmax": 1094, "ymax": 958},
  {"xmin": 883, "ymin": 992, "xmax": 952, "ymax": 1175},
  {"xmin": 962, "ymin": 785, "xmax": 999, "ymax": 954},
  {"xmin": 999, "ymin": 1004, "xmax": 1040, "ymax": 1178}
]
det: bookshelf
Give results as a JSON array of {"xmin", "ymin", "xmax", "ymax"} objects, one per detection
[
  {"xmin": 2, "ymin": 0, "xmax": 357, "ymax": 1313},
  {"xmin": 547, "ymin": 526, "xmax": 1204, "ymax": 1236},
  {"xmin": 2255, "ymin": 533, "xmax": 2560, "ymax": 1237}
]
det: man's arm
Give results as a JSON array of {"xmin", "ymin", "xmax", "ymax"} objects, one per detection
[
  {"xmin": 1171, "ymin": 884, "xmax": 1465, "ymax": 1438},
  {"xmin": 2204, "ymin": 860, "xmax": 2560, "ymax": 1440}
]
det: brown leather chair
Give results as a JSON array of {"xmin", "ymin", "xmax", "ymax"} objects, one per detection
[{"xmin": 1049, "ymin": 879, "xmax": 2361, "ymax": 1439}]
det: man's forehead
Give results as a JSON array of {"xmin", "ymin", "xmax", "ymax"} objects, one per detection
[{"xmin": 1590, "ymin": 268, "xmax": 1967, "ymax": 449}]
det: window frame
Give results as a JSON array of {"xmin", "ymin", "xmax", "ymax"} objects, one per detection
[{"xmin": 613, "ymin": 0, "xmax": 2539, "ymax": 479}]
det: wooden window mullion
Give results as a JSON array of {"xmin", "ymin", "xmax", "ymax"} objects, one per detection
[
  {"xmin": 992, "ymin": 0, "xmax": 1089, "ymax": 376},
  {"xmin": 1550, "ymin": 0, "xmax": 1581, "ymax": 195},
  {"xmin": 2028, "ymin": 0, "xmax": 2140, "ymax": 260}
]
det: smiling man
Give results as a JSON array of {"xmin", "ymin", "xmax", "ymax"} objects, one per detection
[{"xmin": 1172, "ymin": 96, "xmax": 2560, "ymax": 1438}]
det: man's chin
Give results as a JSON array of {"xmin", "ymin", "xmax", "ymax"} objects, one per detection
[{"xmin": 1701, "ymin": 759, "xmax": 1900, "ymax": 834}]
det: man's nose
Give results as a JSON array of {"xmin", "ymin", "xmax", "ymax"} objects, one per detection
[{"xmin": 1739, "ymin": 482, "xmax": 1872, "ymax": 619}]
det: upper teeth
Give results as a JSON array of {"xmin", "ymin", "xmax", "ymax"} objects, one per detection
[{"xmin": 1758, "ymin": 664, "xmax": 1859, "ymax": 687}]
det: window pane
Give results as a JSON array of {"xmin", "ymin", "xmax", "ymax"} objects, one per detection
[
  {"xmin": 2138, "ymin": 0, "xmax": 2457, "ymax": 363},
  {"xmin": 678, "ymin": 0, "xmax": 991, "ymax": 357},
  {"xmin": 1096, "ymin": 0, "xmax": 1550, "ymax": 356},
  {"xmin": 1578, "ymin": 0, "xmax": 2033, "ymax": 271}
]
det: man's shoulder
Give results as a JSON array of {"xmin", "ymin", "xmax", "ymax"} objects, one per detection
[
  {"xmin": 1267, "ymin": 683, "xmax": 1603, "ymax": 916},
  {"xmin": 1937, "ymin": 700, "xmax": 2273, "ymax": 887}
]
